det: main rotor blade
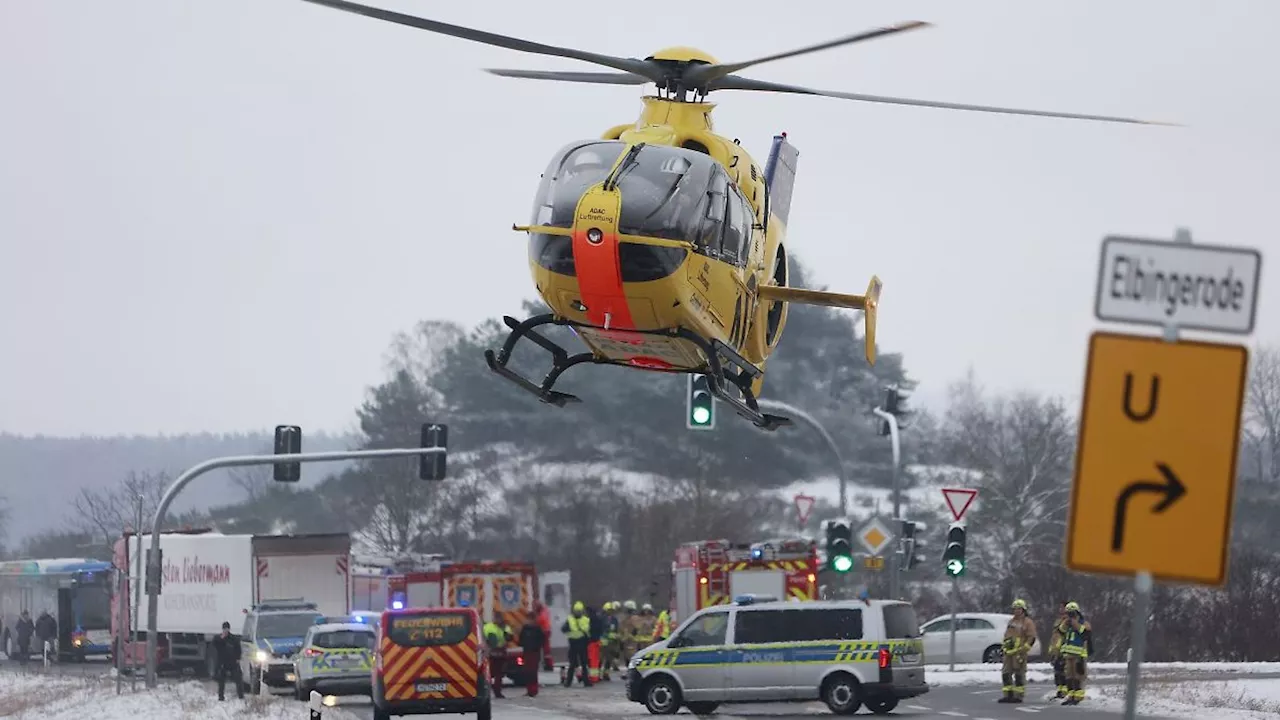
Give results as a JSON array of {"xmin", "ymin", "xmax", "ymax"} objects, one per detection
[
  {"xmin": 713, "ymin": 75, "xmax": 1178, "ymax": 125},
  {"xmin": 686, "ymin": 21, "xmax": 930, "ymax": 88},
  {"xmin": 298, "ymin": 0, "xmax": 662, "ymax": 81},
  {"xmin": 485, "ymin": 68, "xmax": 651, "ymax": 86}
]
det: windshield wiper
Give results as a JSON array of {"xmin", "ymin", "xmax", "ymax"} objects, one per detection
[{"xmin": 603, "ymin": 142, "xmax": 645, "ymax": 191}]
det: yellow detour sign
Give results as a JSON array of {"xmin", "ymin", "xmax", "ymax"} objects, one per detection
[{"xmin": 1065, "ymin": 332, "xmax": 1248, "ymax": 586}]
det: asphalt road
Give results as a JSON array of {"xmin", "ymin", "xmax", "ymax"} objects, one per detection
[{"xmin": 327, "ymin": 674, "xmax": 1182, "ymax": 720}]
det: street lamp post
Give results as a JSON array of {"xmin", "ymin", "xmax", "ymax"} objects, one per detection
[{"xmin": 757, "ymin": 399, "xmax": 850, "ymax": 517}]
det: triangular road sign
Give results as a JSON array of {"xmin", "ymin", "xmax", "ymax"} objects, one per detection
[
  {"xmin": 942, "ymin": 487, "xmax": 979, "ymax": 522},
  {"xmin": 794, "ymin": 494, "xmax": 815, "ymax": 525}
]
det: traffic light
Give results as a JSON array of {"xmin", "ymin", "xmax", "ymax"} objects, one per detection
[
  {"xmin": 825, "ymin": 519, "xmax": 854, "ymax": 573},
  {"xmin": 273, "ymin": 425, "xmax": 302, "ymax": 482},
  {"xmin": 901, "ymin": 520, "xmax": 926, "ymax": 571},
  {"xmin": 877, "ymin": 385, "xmax": 911, "ymax": 436},
  {"xmin": 687, "ymin": 374, "xmax": 715, "ymax": 430},
  {"xmin": 419, "ymin": 423, "xmax": 449, "ymax": 481},
  {"xmin": 943, "ymin": 522, "xmax": 967, "ymax": 577}
]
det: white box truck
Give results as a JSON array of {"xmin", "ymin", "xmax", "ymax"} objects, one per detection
[{"xmin": 112, "ymin": 529, "xmax": 351, "ymax": 675}]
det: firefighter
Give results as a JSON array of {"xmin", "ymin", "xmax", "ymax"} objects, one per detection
[
  {"xmin": 1060, "ymin": 601, "xmax": 1093, "ymax": 705},
  {"xmin": 620, "ymin": 600, "xmax": 641, "ymax": 662},
  {"xmin": 652, "ymin": 607, "xmax": 672, "ymax": 643},
  {"xmin": 637, "ymin": 603, "xmax": 657, "ymax": 645},
  {"xmin": 561, "ymin": 601, "xmax": 592, "ymax": 687},
  {"xmin": 601, "ymin": 601, "xmax": 621, "ymax": 679},
  {"xmin": 997, "ymin": 599, "xmax": 1037, "ymax": 704},
  {"xmin": 1048, "ymin": 601, "xmax": 1070, "ymax": 699}
]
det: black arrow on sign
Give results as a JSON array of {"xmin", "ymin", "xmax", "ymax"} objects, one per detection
[{"xmin": 1112, "ymin": 462, "xmax": 1186, "ymax": 552}]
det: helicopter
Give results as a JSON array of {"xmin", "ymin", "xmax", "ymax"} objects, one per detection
[{"xmin": 300, "ymin": 0, "xmax": 1169, "ymax": 431}]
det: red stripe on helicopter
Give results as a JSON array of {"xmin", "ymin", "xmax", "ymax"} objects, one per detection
[{"xmin": 570, "ymin": 226, "xmax": 638, "ymax": 339}]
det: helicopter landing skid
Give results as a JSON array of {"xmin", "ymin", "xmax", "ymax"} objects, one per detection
[{"xmin": 483, "ymin": 313, "xmax": 793, "ymax": 431}]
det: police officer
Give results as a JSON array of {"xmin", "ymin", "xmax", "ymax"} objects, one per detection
[{"xmin": 212, "ymin": 621, "xmax": 244, "ymax": 701}]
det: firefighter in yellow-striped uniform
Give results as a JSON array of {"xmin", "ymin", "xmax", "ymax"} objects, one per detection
[
  {"xmin": 620, "ymin": 600, "xmax": 642, "ymax": 662},
  {"xmin": 997, "ymin": 599, "xmax": 1037, "ymax": 704},
  {"xmin": 1048, "ymin": 601, "xmax": 1070, "ymax": 699},
  {"xmin": 602, "ymin": 601, "xmax": 622, "ymax": 680},
  {"xmin": 1060, "ymin": 601, "xmax": 1093, "ymax": 705}
]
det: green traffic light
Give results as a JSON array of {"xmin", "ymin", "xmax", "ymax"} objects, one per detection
[
  {"xmin": 832, "ymin": 555, "xmax": 854, "ymax": 573},
  {"xmin": 945, "ymin": 559, "xmax": 965, "ymax": 576},
  {"xmin": 692, "ymin": 406, "xmax": 711, "ymax": 425}
]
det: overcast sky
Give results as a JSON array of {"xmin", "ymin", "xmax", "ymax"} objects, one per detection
[{"xmin": 1, "ymin": 0, "xmax": 1276, "ymax": 436}]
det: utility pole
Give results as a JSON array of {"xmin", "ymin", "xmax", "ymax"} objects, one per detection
[{"xmin": 131, "ymin": 495, "xmax": 143, "ymax": 692}]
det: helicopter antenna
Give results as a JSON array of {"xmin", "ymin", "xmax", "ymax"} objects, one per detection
[{"xmin": 299, "ymin": 0, "xmax": 1176, "ymax": 126}]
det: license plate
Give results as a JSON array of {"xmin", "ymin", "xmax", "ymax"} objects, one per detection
[
  {"xmin": 332, "ymin": 656, "xmax": 358, "ymax": 666},
  {"xmin": 901, "ymin": 653, "xmax": 920, "ymax": 664},
  {"xmin": 415, "ymin": 680, "xmax": 448, "ymax": 693}
]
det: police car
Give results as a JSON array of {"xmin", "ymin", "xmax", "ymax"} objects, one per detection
[
  {"xmin": 240, "ymin": 599, "xmax": 325, "ymax": 694},
  {"xmin": 625, "ymin": 594, "xmax": 928, "ymax": 715},
  {"xmin": 289, "ymin": 619, "xmax": 377, "ymax": 701}
]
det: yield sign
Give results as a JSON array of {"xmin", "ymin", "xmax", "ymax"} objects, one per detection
[
  {"xmin": 942, "ymin": 487, "xmax": 979, "ymax": 522},
  {"xmin": 793, "ymin": 494, "xmax": 815, "ymax": 525}
]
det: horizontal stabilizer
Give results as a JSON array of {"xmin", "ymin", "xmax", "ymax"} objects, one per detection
[{"xmin": 758, "ymin": 276, "xmax": 881, "ymax": 364}]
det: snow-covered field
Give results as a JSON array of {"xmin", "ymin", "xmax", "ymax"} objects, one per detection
[
  {"xmin": 1092, "ymin": 678, "xmax": 1280, "ymax": 719},
  {"xmin": 0, "ymin": 670, "xmax": 364, "ymax": 720}
]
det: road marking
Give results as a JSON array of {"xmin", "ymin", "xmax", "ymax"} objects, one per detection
[
  {"xmin": 1016, "ymin": 708, "xmax": 1041, "ymax": 714},
  {"xmin": 971, "ymin": 689, "xmax": 990, "ymax": 695},
  {"xmin": 939, "ymin": 712, "xmax": 969, "ymax": 717},
  {"xmin": 907, "ymin": 704, "xmax": 931, "ymax": 710}
]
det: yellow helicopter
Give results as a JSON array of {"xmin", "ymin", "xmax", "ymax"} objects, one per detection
[{"xmin": 301, "ymin": 0, "xmax": 1168, "ymax": 431}]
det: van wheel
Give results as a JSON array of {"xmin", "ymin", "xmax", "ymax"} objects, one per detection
[
  {"xmin": 983, "ymin": 645, "xmax": 1003, "ymax": 663},
  {"xmin": 686, "ymin": 701, "xmax": 719, "ymax": 715},
  {"xmin": 642, "ymin": 676, "xmax": 681, "ymax": 715},
  {"xmin": 865, "ymin": 697, "xmax": 899, "ymax": 714},
  {"xmin": 476, "ymin": 698, "xmax": 492, "ymax": 720},
  {"xmin": 821, "ymin": 672, "xmax": 862, "ymax": 715},
  {"xmin": 373, "ymin": 708, "xmax": 391, "ymax": 720}
]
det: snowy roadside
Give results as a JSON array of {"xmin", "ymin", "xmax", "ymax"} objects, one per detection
[
  {"xmin": 923, "ymin": 661, "xmax": 1280, "ymax": 686},
  {"xmin": 1090, "ymin": 678, "xmax": 1280, "ymax": 719},
  {"xmin": 0, "ymin": 670, "xmax": 365, "ymax": 719}
]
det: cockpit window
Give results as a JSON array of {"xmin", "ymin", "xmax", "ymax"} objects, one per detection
[
  {"xmin": 613, "ymin": 145, "xmax": 717, "ymax": 242},
  {"xmin": 530, "ymin": 140, "xmax": 626, "ymax": 228}
]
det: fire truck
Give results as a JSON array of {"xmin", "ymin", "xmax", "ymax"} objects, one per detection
[{"xmin": 671, "ymin": 538, "xmax": 818, "ymax": 622}]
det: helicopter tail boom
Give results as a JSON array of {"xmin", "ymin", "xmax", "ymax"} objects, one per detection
[{"xmin": 758, "ymin": 275, "xmax": 881, "ymax": 364}]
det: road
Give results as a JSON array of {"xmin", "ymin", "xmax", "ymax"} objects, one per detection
[{"xmin": 327, "ymin": 672, "xmax": 1182, "ymax": 720}]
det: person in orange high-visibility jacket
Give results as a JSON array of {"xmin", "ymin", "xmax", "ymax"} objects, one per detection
[
  {"xmin": 586, "ymin": 605, "xmax": 604, "ymax": 684},
  {"xmin": 651, "ymin": 609, "xmax": 672, "ymax": 643},
  {"xmin": 533, "ymin": 600, "xmax": 553, "ymax": 671}
]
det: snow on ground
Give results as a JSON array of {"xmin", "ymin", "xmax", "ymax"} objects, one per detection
[
  {"xmin": 924, "ymin": 661, "xmax": 1280, "ymax": 683},
  {"xmin": 0, "ymin": 670, "xmax": 364, "ymax": 720},
  {"xmin": 1090, "ymin": 678, "xmax": 1280, "ymax": 719}
]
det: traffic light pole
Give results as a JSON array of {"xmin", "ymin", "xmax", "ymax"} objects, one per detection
[
  {"xmin": 871, "ymin": 407, "xmax": 902, "ymax": 598},
  {"xmin": 142, "ymin": 447, "xmax": 445, "ymax": 689},
  {"xmin": 948, "ymin": 575, "xmax": 958, "ymax": 671},
  {"xmin": 758, "ymin": 399, "xmax": 849, "ymax": 516}
]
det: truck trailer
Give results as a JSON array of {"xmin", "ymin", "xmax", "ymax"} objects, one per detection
[{"xmin": 112, "ymin": 529, "xmax": 351, "ymax": 676}]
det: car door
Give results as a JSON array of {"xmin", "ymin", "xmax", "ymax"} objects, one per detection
[
  {"xmin": 663, "ymin": 609, "xmax": 731, "ymax": 702},
  {"xmin": 726, "ymin": 608, "xmax": 795, "ymax": 700},
  {"xmin": 958, "ymin": 617, "xmax": 999, "ymax": 662},
  {"xmin": 920, "ymin": 618, "xmax": 952, "ymax": 663}
]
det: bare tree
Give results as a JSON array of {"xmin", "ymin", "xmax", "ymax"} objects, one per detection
[
  {"xmin": 229, "ymin": 446, "xmax": 275, "ymax": 502},
  {"xmin": 71, "ymin": 470, "xmax": 178, "ymax": 556},
  {"xmin": 937, "ymin": 373, "xmax": 1077, "ymax": 603},
  {"xmin": 1243, "ymin": 343, "xmax": 1280, "ymax": 485}
]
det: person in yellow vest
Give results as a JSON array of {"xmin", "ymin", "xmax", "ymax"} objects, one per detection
[
  {"xmin": 561, "ymin": 601, "xmax": 592, "ymax": 687},
  {"xmin": 997, "ymin": 599, "xmax": 1037, "ymax": 704},
  {"xmin": 651, "ymin": 608, "xmax": 672, "ymax": 643},
  {"xmin": 601, "ymin": 601, "xmax": 621, "ymax": 680},
  {"xmin": 1060, "ymin": 601, "xmax": 1093, "ymax": 706},
  {"xmin": 482, "ymin": 620, "xmax": 514, "ymax": 698}
]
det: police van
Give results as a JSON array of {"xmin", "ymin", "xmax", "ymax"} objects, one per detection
[{"xmin": 625, "ymin": 595, "xmax": 928, "ymax": 715}]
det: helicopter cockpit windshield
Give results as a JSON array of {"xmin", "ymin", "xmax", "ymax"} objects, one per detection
[{"xmin": 531, "ymin": 141, "xmax": 726, "ymax": 244}]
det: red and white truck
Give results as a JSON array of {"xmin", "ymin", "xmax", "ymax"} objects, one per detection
[
  {"xmin": 671, "ymin": 538, "xmax": 818, "ymax": 621},
  {"xmin": 112, "ymin": 529, "xmax": 351, "ymax": 675},
  {"xmin": 386, "ymin": 560, "xmax": 572, "ymax": 663}
]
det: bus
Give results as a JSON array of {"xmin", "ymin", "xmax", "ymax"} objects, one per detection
[{"xmin": 0, "ymin": 558, "xmax": 116, "ymax": 661}]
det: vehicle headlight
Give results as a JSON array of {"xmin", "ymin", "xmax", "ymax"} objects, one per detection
[
  {"xmin": 255, "ymin": 650, "xmax": 269, "ymax": 664},
  {"xmin": 628, "ymin": 653, "xmax": 642, "ymax": 669}
]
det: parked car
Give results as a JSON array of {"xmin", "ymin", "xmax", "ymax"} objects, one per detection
[{"xmin": 919, "ymin": 613, "xmax": 1043, "ymax": 664}]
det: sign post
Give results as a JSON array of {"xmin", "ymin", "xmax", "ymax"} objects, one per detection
[
  {"xmin": 1069, "ymin": 228, "xmax": 1259, "ymax": 719},
  {"xmin": 793, "ymin": 494, "xmax": 815, "ymax": 530},
  {"xmin": 939, "ymin": 488, "xmax": 976, "ymax": 671}
]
